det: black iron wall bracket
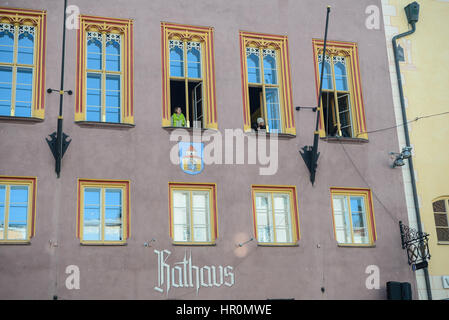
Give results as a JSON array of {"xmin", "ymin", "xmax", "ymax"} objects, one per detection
[
  {"xmin": 399, "ymin": 221, "xmax": 431, "ymax": 270},
  {"xmin": 46, "ymin": 89, "xmax": 72, "ymax": 178}
]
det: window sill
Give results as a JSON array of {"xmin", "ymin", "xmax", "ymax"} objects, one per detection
[
  {"xmin": 162, "ymin": 126, "xmax": 219, "ymax": 133},
  {"xmin": 245, "ymin": 131, "xmax": 296, "ymax": 139},
  {"xmin": 80, "ymin": 242, "xmax": 127, "ymax": 246},
  {"xmin": 337, "ymin": 243, "xmax": 376, "ymax": 248},
  {"xmin": 0, "ymin": 240, "xmax": 31, "ymax": 245},
  {"xmin": 437, "ymin": 241, "xmax": 449, "ymax": 245},
  {"xmin": 257, "ymin": 242, "xmax": 299, "ymax": 247},
  {"xmin": 321, "ymin": 136, "xmax": 369, "ymax": 144},
  {"xmin": 171, "ymin": 241, "xmax": 216, "ymax": 246},
  {"xmin": 75, "ymin": 121, "xmax": 135, "ymax": 129},
  {"xmin": 0, "ymin": 116, "xmax": 44, "ymax": 124}
]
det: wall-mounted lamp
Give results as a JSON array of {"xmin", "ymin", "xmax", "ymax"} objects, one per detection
[{"xmin": 390, "ymin": 146, "xmax": 413, "ymax": 168}]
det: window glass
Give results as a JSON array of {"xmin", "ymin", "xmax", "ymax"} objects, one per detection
[
  {"xmin": 104, "ymin": 189, "xmax": 122, "ymax": 241},
  {"xmin": 83, "ymin": 188, "xmax": 101, "ymax": 241},
  {"xmin": 265, "ymin": 88, "xmax": 281, "ymax": 132},
  {"xmin": 170, "ymin": 46, "xmax": 184, "ymax": 77},
  {"xmin": 8, "ymin": 186, "xmax": 28, "ymax": 240},
  {"xmin": 86, "ymin": 73, "xmax": 102, "ymax": 121},
  {"xmin": 15, "ymin": 68, "xmax": 33, "ymax": 117},
  {"xmin": 247, "ymin": 51, "xmax": 260, "ymax": 83},
  {"xmin": 263, "ymin": 54, "xmax": 277, "ymax": 85},
  {"xmin": 87, "ymin": 39, "xmax": 102, "ymax": 70},
  {"xmin": 17, "ymin": 32, "xmax": 34, "ymax": 65},
  {"xmin": 0, "ymin": 66, "xmax": 13, "ymax": 116},
  {"xmin": 0, "ymin": 30, "xmax": 14, "ymax": 63},
  {"xmin": 106, "ymin": 40, "xmax": 120, "ymax": 72},
  {"xmin": 187, "ymin": 43, "xmax": 201, "ymax": 78}
]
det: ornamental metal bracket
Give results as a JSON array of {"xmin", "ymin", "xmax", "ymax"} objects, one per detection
[{"xmin": 399, "ymin": 221, "xmax": 431, "ymax": 271}]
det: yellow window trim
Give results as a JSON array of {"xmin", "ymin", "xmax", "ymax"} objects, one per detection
[
  {"xmin": 312, "ymin": 39, "xmax": 367, "ymax": 139},
  {"xmin": 240, "ymin": 31, "xmax": 295, "ymax": 135},
  {"xmin": 0, "ymin": 176, "xmax": 37, "ymax": 243},
  {"xmin": 0, "ymin": 7, "xmax": 47, "ymax": 119},
  {"xmin": 251, "ymin": 185, "xmax": 300, "ymax": 245},
  {"xmin": 77, "ymin": 179, "xmax": 130, "ymax": 244},
  {"xmin": 161, "ymin": 22, "xmax": 217, "ymax": 129},
  {"xmin": 168, "ymin": 182, "xmax": 218, "ymax": 245},
  {"xmin": 75, "ymin": 15, "xmax": 134, "ymax": 124},
  {"xmin": 330, "ymin": 187, "xmax": 376, "ymax": 246}
]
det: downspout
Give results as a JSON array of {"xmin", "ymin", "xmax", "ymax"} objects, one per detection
[{"xmin": 392, "ymin": 21, "xmax": 432, "ymax": 300}]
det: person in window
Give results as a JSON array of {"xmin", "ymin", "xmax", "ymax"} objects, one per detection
[
  {"xmin": 255, "ymin": 117, "xmax": 266, "ymax": 132},
  {"xmin": 171, "ymin": 106, "xmax": 186, "ymax": 127}
]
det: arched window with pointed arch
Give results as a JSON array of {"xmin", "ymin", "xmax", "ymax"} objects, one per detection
[{"xmin": 0, "ymin": 8, "xmax": 47, "ymax": 119}]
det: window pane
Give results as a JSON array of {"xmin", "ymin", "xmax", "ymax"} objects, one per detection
[
  {"xmin": 265, "ymin": 88, "xmax": 281, "ymax": 132},
  {"xmin": 433, "ymin": 200, "xmax": 446, "ymax": 213},
  {"xmin": 105, "ymin": 75, "xmax": 120, "ymax": 123},
  {"xmin": 350, "ymin": 196, "xmax": 369, "ymax": 244},
  {"xmin": 256, "ymin": 194, "xmax": 273, "ymax": 242},
  {"xmin": 105, "ymin": 207, "xmax": 122, "ymax": 241},
  {"xmin": 170, "ymin": 46, "xmax": 184, "ymax": 77},
  {"xmin": 273, "ymin": 194, "xmax": 292, "ymax": 243},
  {"xmin": 84, "ymin": 188, "xmax": 100, "ymax": 206},
  {"xmin": 318, "ymin": 58, "xmax": 333, "ymax": 90},
  {"xmin": 334, "ymin": 61, "xmax": 348, "ymax": 91},
  {"xmin": 105, "ymin": 189, "xmax": 121, "ymax": 206},
  {"xmin": 173, "ymin": 191, "xmax": 189, "ymax": 242},
  {"xmin": 192, "ymin": 193, "xmax": 210, "ymax": 242},
  {"xmin": 18, "ymin": 32, "xmax": 34, "ymax": 65},
  {"xmin": 187, "ymin": 45, "xmax": 201, "ymax": 78},
  {"xmin": 106, "ymin": 40, "xmax": 120, "ymax": 71},
  {"xmin": 0, "ymin": 30, "xmax": 14, "ymax": 63},
  {"xmin": 247, "ymin": 53, "xmax": 260, "ymax": 83},
  {"xmin": 86, "ymin": 73, "xmax": 101, "ymax": 121},
  {"xmin": 15, "ymin": 68, "xmax": 33, "ymax": 117},
  {"xmin": 87, "ymin": 39, "xmax": 102, "ymax": 70},
  {"xmin": 263, "ymin": 54, "xmax": 277, "ymax": 85},
  {"xmin": 0, "ymin": 66, "xmax": 12, "ymax": 116},
  {"xmin": 333, "ymin": 196, "xmax": 351, "ymax": 243},
  {"xmin": 8, "ymin": 186, "xmax": 29, "ymax": 240}
]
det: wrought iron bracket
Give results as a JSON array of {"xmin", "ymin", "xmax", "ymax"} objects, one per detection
[
  {"xmin": 399, "ymin": 221, "xmax": 431, "ymax": 271},
  {"xmin": 299, "ymin": 145, "xmax": 320, "ymax": 184},
  {"xmin": 46, "ymin": 117, "xmax": 71, "ymax": 178}
]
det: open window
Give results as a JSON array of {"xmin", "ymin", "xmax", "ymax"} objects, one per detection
[
  {"xmin": 161, "ymin": 23, "xmax": 217, "ymax": 129},
  {"xmin": 313, "ymin": 40, "xmax": 368, "ymax": 139},
  {"xmin": 240, "ymin": 32, "xmax": 295, "ymax": 135}
]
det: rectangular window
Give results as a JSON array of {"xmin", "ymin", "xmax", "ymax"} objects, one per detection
[
  {"xmin": 432, "ymin": 198, "xmax": 449, "ymax": 242},
  {"xmin": 169, "ymin": 182, "xmax": 217, "ymax": 245},
  {"xmin": 77, "ymin": 179, "xmax": 130, "ymax": 244},
  {"xmin": 313, "ymin": 40, "xmax": 367, "ymax": 139},
  {"xmin": 330, "ymin": 188, "xmax": 376, "ymax": 245},
  {"xmin": 251, "ymin": 185, "xmax": 300, "ymax": 245},
  {"xmin": 0, "ymin": 176, "xmax": 37, "ymax": 243},
  {"xmin": 0, "ymin": 8, "xmax": 47, "ymax": 119},
  {"xmin": 76, "ymin": 16, "xmax": 134, "ymax": 124},
  {"xmin": 161, "ymin": 23, "xmax": 217, "ymax": 129},
  {"xmin": 240, "ymin": 32, "xmax": 295, "ymax": 135}
]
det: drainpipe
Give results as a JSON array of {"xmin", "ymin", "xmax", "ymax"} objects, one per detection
[{"xmin": 391, "ymin": 3, "xmax": 432, "ymax": 300}]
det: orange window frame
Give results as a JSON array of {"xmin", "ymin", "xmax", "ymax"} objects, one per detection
[
  {"xmin": 0, "ymin": 7, "xmax": 47, "ymax": 119},
  {"xmin": 168, "ymin": 182, "xmax": 218, "ymax": 245},
  {"xmin": 312, "ymin": 39, "xmax": 367, "ymax": 139},
  {"xmin": 75, "ymin": 15, "xmax": 134, "ymax": 124},
  {"xmin": 161, "ymin": 22, "xmax": 217, "ymax": 129},
  {"xmin": 251, "ymin": 185, "xmax": 300, "ymax": 245},
  {"xmin": 0, "ymin": 176, "xmax": 37, "ymax": 243},
  {"xmin": 76, "ymin": 179, "xmax": 130, "ymax": 244},
  {"xmin": 330, "ymin": 187, "xmax": 377, "ymax": 246},
  {"xmin": 239, "ymin": 31, "xmax": 295, "ymax": 135}
]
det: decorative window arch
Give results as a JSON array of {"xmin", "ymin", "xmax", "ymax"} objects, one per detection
[
  {"xmin": 239, "ymin": 31, "xmax": 295, "ymax": 135},
  {"xmin": 76, "ymin": 15, "xmax": 134, "ymax": 125},
  {"xmin": 0, "ymin": 7, "xmax": 46, "ymax": 119},
  {"xmin": 161, "ymin": 22, "xmax": 217, "ymax": 129},
  {"xmin": 312, "ymin": 39, "xmax": 367, "ymax": 139}
]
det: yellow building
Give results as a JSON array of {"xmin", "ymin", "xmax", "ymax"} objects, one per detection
[{"xmin": 383, "ymin": 0, "xmax": 449, "ymax": 300}]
